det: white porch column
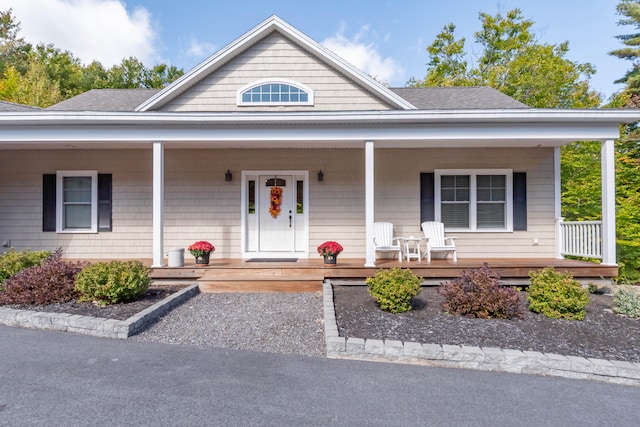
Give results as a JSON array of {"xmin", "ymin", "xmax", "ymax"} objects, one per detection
[
  {"xmin": 554, "ymin": 147, "xmax": 563, "ymax": 259},
  {"xmin": 152, "ymin": 141, "xmax": 165, "ymax": 267},
  {"xmin": 364, "ymin": 140, "xmax": 376, "ymax": 267},
  {"xmin": 601, "ymin": 139, "xmax": 617, "ymax": 266}
]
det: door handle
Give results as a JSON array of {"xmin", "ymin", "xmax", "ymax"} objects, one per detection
[{"xmin": 289, "ymin": 210, "xmax": 292, "ymax": 227}]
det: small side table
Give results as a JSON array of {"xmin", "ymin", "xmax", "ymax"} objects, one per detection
[{"xmin": 398, "ymin": 237, "xmax": 425, "ymax": 262}]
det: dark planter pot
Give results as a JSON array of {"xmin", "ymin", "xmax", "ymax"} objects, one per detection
[
  {"xmin": 323, "ymin": 254, "xmax": 337, "ymax": 265},
  {"xmin": 195, "ymin": 252, "xmax": 211, "ymax": 265}
]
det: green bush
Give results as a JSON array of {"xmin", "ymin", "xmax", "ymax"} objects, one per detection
[
  {"xmin": 0, "ymin": 248, "xmax": 51, "ymax": 289},
  {"xmin": 527, "ymin": 267, "xmax": 589, "ymax": 320},
  {"xmin": 0, "ymin": 249, "xmax": 85, "ymax": 305},
  {"xmin": 612, "ymin": 288, "xmax": 640, "ymax": 318},
  {"xmin": 366, "ymin": 268, "xmax": 422, "ymax": 313},
  {"xmin": 439, "ymin": 264, "xmax": 523, "ymax": 319},
  {"xmin": 75, "ymin": 260, "xmax": 150, "ymax": 306}
]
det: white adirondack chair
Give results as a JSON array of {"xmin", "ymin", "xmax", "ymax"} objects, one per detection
[
  {"xmin": 373, "ymin": 222, "xmax": 402, "ymax": 261},
  {"xmin": 421, "ymin": 221, "xmax": 457, "ymax": 262}
]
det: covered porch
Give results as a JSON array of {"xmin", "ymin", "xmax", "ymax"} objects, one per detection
[{"xmin": 146, "ymin": 257, "xmax": 617, "ymax": 293}]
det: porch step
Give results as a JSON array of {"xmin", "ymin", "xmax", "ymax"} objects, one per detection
[
  {"xmin": 198, "ymin": 280, "xmax": 322, "ymax": 293},
  {"xmin": 197, "ymin": 268, "xmax": 324, "ymax": 293}
]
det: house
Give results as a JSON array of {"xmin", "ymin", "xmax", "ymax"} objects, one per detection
[{"xmin": 0, "ymin": 16, "xmax": 638, "ymax": 275}]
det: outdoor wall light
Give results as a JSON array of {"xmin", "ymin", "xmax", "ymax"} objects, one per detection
[
  {"xmin": 317, "ymin": 170, "xmax": 324, "ymax": 182},
  {"xmin": 225, "ymin": 169, "xmax": 233, "ymax": 181}
]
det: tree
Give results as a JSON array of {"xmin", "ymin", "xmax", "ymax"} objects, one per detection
[
  {"xmin": 0, "ymin": 60, "xmax": 62, "ymax": 107},
  {"xmin": 32, "ymin": 43, "xmax": 83, "ymax": 98},
  {"xmin": 609, "ymin": 0, "xmax": 640, "ymax": 96},
  {"xmin": 0, "ymin": 7, "xmax": 184, "ymax": 105},
  {"xmin": 0, "ymin": 9, "xmax": 31, "ymax": 76},
  {"xmin": 413, "ymin": 8, "xmax": 602, "ymax": 108},
  {"xmin": 418, "ymin": 23, "xmax": 471, "ymax": 87}
]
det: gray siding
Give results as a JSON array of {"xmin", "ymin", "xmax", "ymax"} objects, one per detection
[
  {"xmin": 159, "ymin": 34, "xmax": 394, "ymax": 112},
  {"xmin": 0, "ymin": 147, "xmax": 556, "ymax": 259}
]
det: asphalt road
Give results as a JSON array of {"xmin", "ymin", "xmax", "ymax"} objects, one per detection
[{"xmin": 1, "ymin": 325, "xmax": 639, "ymax": 426}]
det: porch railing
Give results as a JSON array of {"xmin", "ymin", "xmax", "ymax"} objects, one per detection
[{"xmin": 558, "ymin": 219, "xmax": 602, "ymax": 259}]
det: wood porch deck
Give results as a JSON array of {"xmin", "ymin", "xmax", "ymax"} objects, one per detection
[{"xmin": 147, "ymin": 257, "xmax": 617, "ymax": 293}]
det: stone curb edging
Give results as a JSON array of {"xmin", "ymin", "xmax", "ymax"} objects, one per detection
[
  {"xmin": 322, "ymin": 281, "xmax": 640, "ymax": 387},
  {"xmin": 0, "ymin": 284, "xmax": 200, "ymax": 339}
]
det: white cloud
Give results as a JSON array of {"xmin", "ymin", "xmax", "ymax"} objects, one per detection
[
  {"xmin": 5, "ymin": 0, "xmax": 157, "ymax": 67},
  {"xmin": 186, "ymin": 37, "xmax": 217, "ymax": 58},
  {"xmin": 322, "ymin": 24, "xmax": 404, "ymax": 85}
]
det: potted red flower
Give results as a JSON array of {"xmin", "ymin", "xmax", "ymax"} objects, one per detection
[
  {"xmin": 188, "ymin": 241, "xmax": 215, "ymax": 265},
  {"xmin": 317, "ymin": 241, "xmax": 343, "ymax": 265}
]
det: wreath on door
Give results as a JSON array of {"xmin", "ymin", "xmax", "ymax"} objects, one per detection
[{"xmin": 269, "ymin": 186, "xmax": 283, "ymax": 218}]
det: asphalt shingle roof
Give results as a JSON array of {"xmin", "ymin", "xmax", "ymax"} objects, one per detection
[
  {"xmin": 0, "ymin": 100, "xmax": 41, "ymax": 112},
  {"xmin": 390, "ymin": 87, "xmax": 529, "ymax": 109},
  {"xmin": 45, "ymin": 89, "xmax": 161, "ymax": 112},
  {"xmin": 43, "ymin": 86, "xmax": 528, "ymax": 112}
]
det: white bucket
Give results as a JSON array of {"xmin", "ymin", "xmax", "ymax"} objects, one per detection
[{"xmin": 168, "ymin": 248, "xmax": 185, "ymax": 267}]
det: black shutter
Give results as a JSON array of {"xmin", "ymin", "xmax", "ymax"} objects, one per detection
[
  {"xmin": 420, "ymin": 172, "xmax": 435, "ymax": 225},
  {"xmin": 513, "ymin": 172, "xmax": 527, "ymax": 231},
  {"xmin": 42, "ymin": 174, "xmax": 56, "ymax": 232},
  {"xmin": 98, "ymin": 174, "xmax": 112, "ymax": 232}
]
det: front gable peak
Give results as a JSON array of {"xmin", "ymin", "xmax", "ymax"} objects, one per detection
[{"xmin": 135, "ymin": 15, "xmax": 415, "ymax": 112}]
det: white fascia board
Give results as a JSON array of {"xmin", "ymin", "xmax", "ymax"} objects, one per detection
[
  {"xmin": 134, "ymin": 16, "xmax": 415, "ymax": 112},
  {"xmin": 2, "ymin": 108, "xmax": 640, "ymax": 127},
  {"xmin": 0, "ymin": 121, "xmax": 621, "ymax": 145}
]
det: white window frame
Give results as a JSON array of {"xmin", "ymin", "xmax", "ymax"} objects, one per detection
[
  {"xmin": 435, "ymin": 169, "xmax": 513, "ymax": 232},
  {"xmin": 56, "ymin": 170, "xmax": 98, "ymax": 233},
  {"xmin": 236, "ymin": 79, "xmax": 314, "ymax": 106}
]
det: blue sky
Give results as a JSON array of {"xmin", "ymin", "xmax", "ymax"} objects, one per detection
[{"xmin": 5, "ymin": 0, "xmax": 630, "ymax": 99}]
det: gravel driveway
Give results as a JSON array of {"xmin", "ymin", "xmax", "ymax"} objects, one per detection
[{"xmin": 131, "ymin": 291, "xmax": 326, "ymax": 357}]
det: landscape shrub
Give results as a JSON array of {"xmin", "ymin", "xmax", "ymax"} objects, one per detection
[
  {"xmin": 612, "ymin": 288, "xmax": 640, "ymax": 318},
  {"xmin": 438, "ymin": 264, "xmax": 523, "ymax": 319},
  {"xmin": 0, "ymin": 249, "xmax": 85, "ymax": 305},
  {"xmin": 527, "ymin": 267, "xmax": 589, "ymax": 320},
  {"xmin": 75, "ymin": 260, "xmax": 150, "ymax": 306},
  {"xmin": 0, "ymin": 248, "xmax": 51, "ymax": 289},
  {"xmin": 366, "ymin": 267, "xmax": 422, "ymax": 313}
]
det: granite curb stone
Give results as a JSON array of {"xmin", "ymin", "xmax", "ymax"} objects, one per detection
[
  {"xmin": 0, "ymin": 284, "xmax": 199, "ymax": 339},
  {"xmin": 322, "ymin": 282, "xmax": 640, "ymax": 386}
]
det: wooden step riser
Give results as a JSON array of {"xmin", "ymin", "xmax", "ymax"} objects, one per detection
[{"xmin": 198, "ymin": 280, "xmax": 322, "ymax": 293}]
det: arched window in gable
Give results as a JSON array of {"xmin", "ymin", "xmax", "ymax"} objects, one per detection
[{"xmin": 237, "ymin": 79, "xmax": 314, "ymax": 106}]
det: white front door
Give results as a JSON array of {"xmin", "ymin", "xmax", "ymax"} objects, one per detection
[
  {"xmin": 259, "ymin": 175, "xmax": 294, "ymax": 251},
  {"xmin": 242, "ymin": 171, "xmax": 309, "ymax": 257}
]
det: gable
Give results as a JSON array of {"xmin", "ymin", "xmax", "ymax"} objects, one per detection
[{"xmin": 156, "ymin": 33, "xmax": 396, "ymax": 112}]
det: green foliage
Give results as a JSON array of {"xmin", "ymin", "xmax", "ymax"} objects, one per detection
[
  {"xmin": 413, "ymin": 8, "xmax": 601, "ymax": 108},
  {"xmin": 0, "ymin": 249, "xmax": 85, "ymax": 305},
  {"xmin": 560, "ymin": 138, "xmax": 640, "ymax": 281},
  {"xmin": 366, "ymin": 268, "xmax": 422, "ymax": 313},
  {"xmin": 612, "ymin": 287, "xmax": 640, "ymax": 318},
  {"xmin": 0, "ymin": 247, "xmax": 50, "ymax": 288},
  {"xmin": 527, "ymin": 267, "xmax": 590, "ymax": 320},
  {"xmin": 609, "ymin": 0, "xmax": 640, "ymax": 96},
  {"xmin": 0, "ymin": 8, "xmax": 184, "ymax": 107},
  {"xmin": 439, "ymin": 264, "xmax": 523, "ymax": 319},
  {"xmin": 75, "ymin": 260, "xmax": 150, "ymax": 306}
]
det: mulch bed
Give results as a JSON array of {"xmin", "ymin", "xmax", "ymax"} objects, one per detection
[
  {"xmin": 4, "ymin": 285, "xmax": 186, "ymax": 321},
  {"xmin": 333, "ymin": 285, "xmax": 640, "ymax": 363}
]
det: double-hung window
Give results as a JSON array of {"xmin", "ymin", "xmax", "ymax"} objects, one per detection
[
  {"xmin": 435, "ymin": 169, "xmax": 512, "ymax": 231},
  {"xmin": 56, "ymin": 171, "xmax": 98, "ymax": 233}
]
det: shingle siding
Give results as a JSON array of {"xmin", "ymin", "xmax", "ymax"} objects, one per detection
[
  {"xmin": 158, "ymin": 34, "xmax": 394, "ymax": 112},
  {"xmin": 0, "ymin": 147, "xmax": 556, "ymax": 259}
]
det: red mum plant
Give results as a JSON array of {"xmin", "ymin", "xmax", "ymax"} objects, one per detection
[
  {"xmin": 187, "ymin": 241, "xmax": 215, "ymax": 257},
  {"xmin": 317, "ymin": 241, "xmax": 344, "ymax": 257}
]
